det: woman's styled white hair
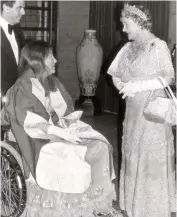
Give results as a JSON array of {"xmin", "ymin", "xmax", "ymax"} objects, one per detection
[{"xmin": 121, "ymin": 3, "xmax": 152, "ymax": 31}]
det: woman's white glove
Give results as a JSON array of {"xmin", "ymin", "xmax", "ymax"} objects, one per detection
[
  {"xmin": 48, "ymin": 125, "xmax": 81, "ymax": 144},
  {"xmin": 112, "ymin": 77, "xmax": 124, "ymax": 91},
  {"xmin": 119, "ymin": 77, "xmax": 166, "ymax": 99},
  {"xmin": 119, "ymin": 81, "xmax": 140, "ymax": 98},
  {"xmin": 112, "ymin": 77, "xmax": 135, "ymax": 98}
]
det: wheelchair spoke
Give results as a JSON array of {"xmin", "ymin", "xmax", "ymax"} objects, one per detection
[
  {"xmin": 1, "ymin": 188, "xmax": 15, "ymax": 215},
  {"xmin": 1, "ymin": 145, "xmax": 27, "ymax": 217},
  {"xmin": 10, "ymin": 188, "xmax": 21, "ymax": 203},
  {"xmin": 1, "ymin": 179, "xmax": 20, "ymax": 211},
  {"xmin": 2, "ymin": 184, "xmax": 18, "ymax": 208},
  {"xmin": 1, "ymin": 195, "xmax": 11, "ymax": 216},
  {"xmin": 4, "ymin": 186, "xmax": 20, "ymax": 206}
]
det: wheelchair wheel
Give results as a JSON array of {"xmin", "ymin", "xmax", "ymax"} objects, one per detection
[{"xmin": 1, "ymin": 141, "xmax": 27, "ymax": 217}]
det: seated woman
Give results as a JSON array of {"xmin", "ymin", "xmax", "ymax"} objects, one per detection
[{"xmin": 3, "ymin": 41, "xmax": 122, "ymax": 217}]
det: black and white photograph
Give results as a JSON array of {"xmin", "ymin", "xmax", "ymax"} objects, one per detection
[{"xmin": 0, "ymin": 1, "xmax": 176, "ymax": 217}]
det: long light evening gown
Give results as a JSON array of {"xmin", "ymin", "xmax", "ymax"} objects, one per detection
[{"xmin": 107, "ymin": 37, "xmax": 176, "ymax": 217}]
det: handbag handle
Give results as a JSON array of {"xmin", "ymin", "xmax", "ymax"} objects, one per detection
[{"xmin": 157, "ymin": 77, "xmax": 177, "ymax": 107}]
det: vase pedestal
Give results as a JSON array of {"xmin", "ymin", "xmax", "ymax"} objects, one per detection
[
  {"xmin": 76, "ymin": 29, "xmax": 103, "ymax": 116},
  {"xmin": 75, "ymin": 95, "xmax": 102, "ymax": 117}
]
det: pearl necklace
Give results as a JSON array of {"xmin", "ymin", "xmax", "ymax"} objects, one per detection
[{"xmin": 127, "ymin": 36, "xmax": 155, "ymax": 62}]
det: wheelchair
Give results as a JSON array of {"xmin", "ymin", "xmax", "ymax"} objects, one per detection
[
  {"xmin": 0, "ymin": 92, "xmax": 119, "ymax": 217},
  {"xmin": 1, "ymin": 93, "xmax": 27, "ymax": 217}
]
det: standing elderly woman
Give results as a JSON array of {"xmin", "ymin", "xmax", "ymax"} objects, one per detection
[
  {"xmin": 3, "ymin": 41, "xmax": 122, "ymax": 217},
  {"xmin": 107, "ymin": 4, "xmax": 176, "ymax": 217}
]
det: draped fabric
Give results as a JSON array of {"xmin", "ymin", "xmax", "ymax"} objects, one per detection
[
  {"xmin": 89, "ymin": 1, "xmax": 171, "ymax": 206},
  {"xmin": 4, "ymin": 70, "xmax": 117, "ymax": 217},
  {"xmin": 107, "ymin": 36, "xmax": 175, "ymax": 217},
  {"xmin": 89, "ymin": 1, "xmax": 170, "ymax": 113}
]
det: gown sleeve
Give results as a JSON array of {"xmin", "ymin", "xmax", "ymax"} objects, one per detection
[
  {"xmin": 107, "ymin": 42, "xmax": 130, "ymax": 77},
  {"xmin": 154, "ymin": 39, "xmax": 175, "ymax": 79}
]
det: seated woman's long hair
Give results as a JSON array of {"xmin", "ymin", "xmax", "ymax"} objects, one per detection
[{"xmin": 18, "ymin": 40, "xmax": 58, "ymax": 94}]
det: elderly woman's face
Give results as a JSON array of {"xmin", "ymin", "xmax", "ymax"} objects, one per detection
[
  {"xmin": 121, "ymin": 16, "xmax": 141, "ymax": 41},
  {"xmin": 44, "ymin": 52, "xmax": 57, "ymax": 75}
]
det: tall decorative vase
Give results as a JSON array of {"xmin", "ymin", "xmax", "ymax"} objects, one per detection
[{"xmin": 76, "ymin": 29, "xmax": 103, "ymax": 99}]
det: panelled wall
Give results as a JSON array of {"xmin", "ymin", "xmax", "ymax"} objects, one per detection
[
  {"xmin": 57, "ymin": 1, "xmax": 89, "ymax": 101},
  {"xmin": 21, "ymin": 1, "xmax": 57, "ymax": 54}
]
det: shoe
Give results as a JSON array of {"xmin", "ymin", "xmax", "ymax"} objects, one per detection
[{"xmin": 93, "ymin": 210, "xmax": 123, "ymax": 217}]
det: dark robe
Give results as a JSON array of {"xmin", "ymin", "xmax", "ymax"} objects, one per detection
[{"xmin": 4, "ymin": 70, "xmax": 74, "ymax": 178}]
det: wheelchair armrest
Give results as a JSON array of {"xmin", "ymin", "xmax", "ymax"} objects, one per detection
[
  {"xmin": 1, "ymin": 124, "xmax": 11, "ymax": 141},
  {"xmin": 1, "ymin": 125, "xmax": 11, "ymax": 132}
]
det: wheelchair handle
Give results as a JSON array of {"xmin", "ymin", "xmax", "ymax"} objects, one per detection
[{"xmin": 0, "ymin": 90, "xmax": 8, "ymax": 109}]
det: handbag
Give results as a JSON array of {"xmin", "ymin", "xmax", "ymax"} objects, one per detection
[{"xmin": 143, "ymin": 77, "xmax": 177, "ymax": 124}]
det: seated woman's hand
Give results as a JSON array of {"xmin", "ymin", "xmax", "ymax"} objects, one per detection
[
  {"xmin": 67, "ymin": 130, "xmax": 82, "ymax": 144},
  {"xmin": 48, "ymin": 125, "xmax": 81, "ymax": 144}
]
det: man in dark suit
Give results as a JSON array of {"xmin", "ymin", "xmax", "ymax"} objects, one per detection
[{"xmin": 1, "ymin": 0, "xmax": 25, "ymax": 95}]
